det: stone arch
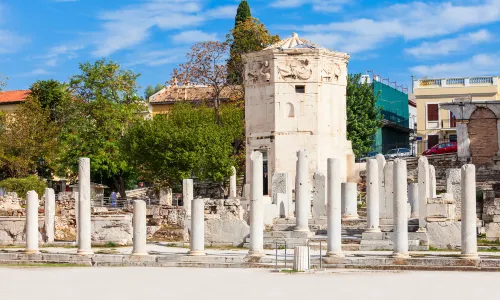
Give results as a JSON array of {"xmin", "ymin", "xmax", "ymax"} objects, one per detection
[
  {"xmin": 285, "ymin": 102, "xmax": 294, "ymax": 117},
  {"xmin": 468, "ymin": 107, "xmax": 499, "ymax": 165}
]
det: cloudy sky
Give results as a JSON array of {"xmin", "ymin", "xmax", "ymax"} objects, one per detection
[{"xmin": 1, "ymin": 0, "xmax": 500, "ymax": 93}]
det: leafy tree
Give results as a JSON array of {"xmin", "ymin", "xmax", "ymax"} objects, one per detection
[
  {"xmin": 28, "ymin": 79, "xmax": 72, "ymax": 122},
  {"xmin": 0, "ymin": 73, "xmax": 7, "ymax": 92},
  {"xmin": 172, "ymin": 41, "xmax": 235, "ymax": 124},
  {"xmin": 0, "ymin": 98, "xmax": 59, "ymax": 180},
  {"xmin": 144, "ymin": 83, "xmax": 164, "ymax": 101},
  {"xmin": 0, "ymin": 175, "xmax": 47, "ymax": 196},
  {"xmin": 234, "ymin": 0, "xmax": 251, "ymax": 26},
  {"xmin": 58, "ymin": 59, "xmax": 142, "ymax": 196},
  {"xmin": 227, "ymin": 18, "xmax": 280, "ymax": 85},
  {"xmin": 346, "ymin": 73, "xmax": 382, "ymax": 158},
  {"xmin": 123, "ymin": 102, "xmax": 244, "ymax": 188}
]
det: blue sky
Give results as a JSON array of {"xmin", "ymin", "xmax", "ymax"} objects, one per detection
[{"xmin": 1, "ymin": 0, "xmax": 500, "ymax": 95}]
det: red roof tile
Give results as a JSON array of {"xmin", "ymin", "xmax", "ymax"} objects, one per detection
[{"xmin": 0, "ymin": 90, "xmax": 30, "ymax": 104}]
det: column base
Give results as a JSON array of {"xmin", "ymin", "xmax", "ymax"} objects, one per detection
[
  {"xmin": 326, "ymin": 251, "xmax": 344, "ymax": 258},
  {"xmin": 131, "ymin": 252, "xmax": 149, "ymax": 256},
  {"xmin": 247, "ymin": 250, "xmax": 265, "ymax": 258},
  {"xmin": 364, "ymin": 228, "xmax": 381, "ymax": 233},
  {"xmin": 294, "ymin": 227, "xmax": 310, "ymax": 232},
  {"xmin": 187, "ymin": 250, "xmax": 206, "ymax": 256},
  {"xmin": 24, "ymin": 249, "xmax": 40, "ymax": 254},
  {"xmin": 77, "ymin": 249, "xmax": 94, "ymax": 255},
  {"xmin": 391, "ymin": 252, "xmax": 410, "ymax": 259},
  {"xmin": 416, "ymin": 227, "xmax": 427, "ymax": 233},
  {"xmin": 342, "ymin": 215, "xmax": 359, "ymax": 221},
  {"xmin": 460, "ymin": 253, "xmax": 479, "ymax": 260}
]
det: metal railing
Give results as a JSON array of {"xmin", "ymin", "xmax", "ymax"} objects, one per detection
[{"xmin": 90, "ymin": 197, "xmax": 151, "ymax": 208}]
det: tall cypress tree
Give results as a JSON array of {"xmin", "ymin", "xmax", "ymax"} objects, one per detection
[{"xmin": 234, "ymin": 0, "xmax": 251, "ymax": 26}]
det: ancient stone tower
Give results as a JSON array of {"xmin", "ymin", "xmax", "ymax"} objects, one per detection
[{"xmin": 243, "ymin": 33, "xmax": 354, "ymax": 197}]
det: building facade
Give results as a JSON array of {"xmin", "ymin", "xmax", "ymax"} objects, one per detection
[
  {"xmin": 413, "ymin": 76, "xmax": 500, "ymax": 154},
  {"xmin": 0, "ymin": 90, "xmax": 30, "ymax": 113}
]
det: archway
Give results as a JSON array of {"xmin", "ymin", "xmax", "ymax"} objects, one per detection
[{"xmin": 468, "ymin": 107, "xmax": 499, "ymax": 165}]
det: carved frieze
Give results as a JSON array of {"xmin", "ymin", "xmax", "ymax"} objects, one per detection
[
  {"xmin": 246, "ymin": 60, "xmax": 271, "ymax": 84},
  {"xmin": 277, "ymin": 59, "xmax": 312, "ymax": 81},
  {"xmin": 321, "ymin": 63, "xmax": 341, "ymax": 82}
]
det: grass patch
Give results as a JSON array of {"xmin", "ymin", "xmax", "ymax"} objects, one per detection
[
  {"xmin": 95, "ymin": 249, "xmax": 120, "ymax": 254},
  {"xmin": 428, "ymin": 246, "xmax": 459, "ymax": 252},
  {"xmin": 280, "ymin": 269, "xmax": 300, "ymax": 274},
  {"xmin": 479, "ymin": 247, "xmax": 500, "ymax": 252},
  {"xmin": 478, "ymin": 239, "xmax": 500, "ymax": 246}
]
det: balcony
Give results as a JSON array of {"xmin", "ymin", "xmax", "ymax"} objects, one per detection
[{"xmin": 414, "ymin": 76, "xmax": 498, "ymax": 89}]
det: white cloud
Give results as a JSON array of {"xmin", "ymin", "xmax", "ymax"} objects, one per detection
[
  {"xmin": 124, "ymin": 48, "xmax": 187, "ymax": 67},
  {"xmin": 91, "ymin": 1, "xmax": 234, "ymax": 57},
  {"xmin": 270, "ymin": 0, "xmax": 349, "ymax": 12},
  {"xmin": 36, "ymin": 44, "xmax": 84, "ymax": 67},
  {"xmin": 405, "ymin": 29, "xmax": 492, "ymax": 58},
  {"xmin": 410, "ymin": 54, "xmax": 500, "ymax": 77},
  {"xmin": 296, "ymin": 1, "xmax": 500, "ymax": 53},
  {"xmin": 172, "ymin": 30, "xmax": 218, "ymax": 44}
]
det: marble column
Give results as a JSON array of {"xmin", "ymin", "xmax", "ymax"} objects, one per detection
[
  {"xmin": 44, "ymin": 188, "xmax": 55, "ymax": 243},
  {"xmin": 408, "ymin": 183, "xmax": 419, "ymax": 218},
  {"xmin": 341, "ymin": 182, "xmax": 358, "ymax": 220},
  {"xmin": 429, "ymin": 165, "xmax": 437, "ymax": 198},
  {"xmin": 382, "ymin": 162, "xmax": 394, "ymax": 221},
  {"xmin": 73, "ymin": 191, "xmax": 79, "ymax": 245},
  {"xmin": 392, "ymin": 159, "xmax": 409, "ymax": 258},
  {"xmin": 366, "ymin": 159, "xmax": 380, "ymax": 232},
  {"xmin": 293, "ymin": 246, "xmax": 310, "ymax": 272},
  {"xmin": 327, "ymin": 158, "xmax": 343, "ymax": 257},
  {"xmin": 25, "ymin": 191, "xmax": 40, "ymax": 254},
  {"xmin": 77, "ymin": 158, "xmax": 93, "ymax": 255},
  {"xmin": 248, "ymin": 151, "xmax": 264, "ymax": 257},
  {"xmin": 417, "ymin": 156, "xmax": 429, "ymax": 232},
  {"xmin": 457, "ymin": 121, "xmax": 471, "ymax": 158},
  {"xmin": 188, "ymin": 198, "xmax": 205, "ymax": 256},
  {"xmin": 375, "ymin": 154, "xmax": 386, "ymax": 220},
  {"xmin": 132, "ymin": 200, "xmax": 148, "ymax": 256},
  {"xmin": 183, "ymin": 179, "xmax": 193, "ymax": 217},
  {"xmin": 461, "ymin": 164, "xmax": 478, "ymax": 259},
  {"xmin": 230, "ymin": 166, "xmax": 237, "ymax": 198},
  {"xmin": 295, "ymin": 150, "xmax": 310, "ymax": 232}
]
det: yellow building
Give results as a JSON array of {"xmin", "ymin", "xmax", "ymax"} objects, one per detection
[
  {"xmin": 413, "ymin": 76, "xmax": 500, "ymax": 153},
  {"xmin": 0, "ymin": 90, "xmax": 30, "ymax": 113}
]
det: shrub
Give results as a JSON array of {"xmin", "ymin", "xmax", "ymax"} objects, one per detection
[{"xmin": 0, "ymin": 175, "xmax": 47, "ymax": 196}]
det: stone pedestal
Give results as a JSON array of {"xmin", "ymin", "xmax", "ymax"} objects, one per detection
[
  {"xmin": 295, "ymin": 150, "xmax": 310, "ymax": 232},
  {"xmin": 392, "ymin": 159, "xmax": 409, "ymax": 258},
  {"xmin": 230, "ymin": 166, "xmax": 237, "ymax": 198},
  {"xmin": 44, "ymin": 188, "xmax": 55, "ymax": 243},
  {"xmin": 25, "ymin": 191, "xmax": 39, "ymax": 254},
  {"xmin": 312, "ymin": 171, "xmax": 326, "ymax": 219},
  {"xmin": 77, "ymin": 158, "xmax": 93, "ymax": 255},
  {"xmin": 132, "ymin": 200, "xmax": 148, "ymax": 256},
  {"xmin": 461, "ymin": 164, "xmax": 478, "ymax": 259},
  {"xmin": 183, "ymin": 179, "xmax": 193, "ymax": 217},
  {"xmin": 188, "ymin": 198, "xmax": 206, "ymax": 256},
  {"xmin": 341, "ymin": 182, "xmax": 358, "ymax": 220},
  {"xmin": 408, "ymin": 183, "xmax": 418, "ymax": 219},
  {"xmin": 159, "ymin": 188, "xmax": 173, "ymax": 206},
  {"xmin": 248, "ymin": 151, "xmax": 265, "ymax": 257},
  {"xmin": 293, "ymin": 246, "xmax": 310, "ymax": 272},
  {"xmin": 327, "ymin": 158, "xmax": 344, "ymax": 257},
  {"xmin": 417, "ymin": 156, "xmax": 430, "ymax": 232},
  {"xmin": 366, "ymin": 159, "xmax": 380, "ymax": 232}
]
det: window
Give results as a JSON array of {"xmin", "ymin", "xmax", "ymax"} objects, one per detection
[
  {"xmin": 427, "ymin": 104, "xmax": 439, "ymax": 121},
  {"xmin": 450, "ymin": 111, "xmax": 456, "ymax": 128},
  {"xmin": 295, "ymin": 85, "xmax": 305, "ymax": 93}
]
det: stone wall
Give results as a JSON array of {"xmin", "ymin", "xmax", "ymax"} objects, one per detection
[{"xmin": 468, "ymin": 107, "xmax": 499, "ymax": 166}]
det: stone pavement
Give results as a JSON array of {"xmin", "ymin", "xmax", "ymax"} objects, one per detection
[{"xmin": 2, "ymin": 243, "xmax": 500, "ymax": 271}]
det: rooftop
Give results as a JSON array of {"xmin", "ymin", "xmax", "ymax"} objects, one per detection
[
  {"xmin": 0, "ymin": 90, "xmax": 30, "ymax": 104},
  {"xmin": 413, "ymin": 76, "xmax": 499, "ymax": 89}
]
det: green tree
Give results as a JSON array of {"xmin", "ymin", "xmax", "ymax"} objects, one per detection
[
  {"xmin": 346, "ymin": 73, "xmax": 382, "ymax": 158},
  {"xmin": 227, "ymin": 18, "xmax": 280, "ymax": 85},
  {"xmin": 58, "ymin": 59, "xmax": 142, "ymax": 196},
  {"xmin": 28, "ymin": 79, "xmax": 72, "ymax": 122},
  {"xmin": 234, "ymin": 0, "xmax": 251, "ymax": 26},
  {"xmin": 144, "ymin": 83, "xmax": 164, "ymax": 101},
  {"xmin": 0, "ymin": 73, "xmax": 6, "ymax": 92},
  {"xmin": 123, "ymin": 102, "xmax": 244, "ymax": 188}
]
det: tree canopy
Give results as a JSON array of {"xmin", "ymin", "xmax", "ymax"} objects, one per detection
[
  {"xmin": 0, "ymin": 73, "xmax": 7, "ymax": 92},
  {"xmin": 28, "ymin": 79, "xmax": 72, "ymax": 122},
  {"xmin": 234, "ymin": 0, "xmax": 251, "ymax": 26},
  {"xmin": 144, "ymin": 83, "xmax": 164, "ymax": 101},
  {"xmin": 346, "ymin": 73, "xmax": 383, "ymax": 158}
]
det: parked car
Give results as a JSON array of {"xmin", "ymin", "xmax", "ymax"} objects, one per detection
[
  {"xmin": 360, "ymin": 151, "xmax": 379, "ymax": 162},
  {"xmin": 384, "ymin": 148, "xmax": 411, "ymax": 160},
  {"xmin": 422, "ymin": 142, "xmax": 457, "ymax": 156}
]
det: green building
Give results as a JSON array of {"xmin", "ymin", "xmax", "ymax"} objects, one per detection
[{"xmin": 372, "ymin": 79, "xmax": 411, "ymax": 154}]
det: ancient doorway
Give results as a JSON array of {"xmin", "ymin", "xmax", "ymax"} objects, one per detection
[{"xmin": 468, "ymin": 107, "xmax": 499, "ymax": 165}]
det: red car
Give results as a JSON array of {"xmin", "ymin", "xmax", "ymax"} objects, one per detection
[{"xmin": 423, "ymin": 142, "xmax": 457, "ymax": 156}]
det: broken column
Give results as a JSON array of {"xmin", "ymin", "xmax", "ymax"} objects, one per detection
[
  {"xmin": 295, "ymin": 150, "xmax": 310, "ymax": 232},
  {"xmin": 392, "ymin": 159, "xmax": 409, "ymax": 258},
  {"xmin": 312, "ymin": 171, "xmax": 326, "ymax": 219},
  {"xmin": 188, "ymin": 198, "xmax": 206, "ymax": 256},
  {"xmin": 132, "ymin": 200, "xmax": 148, "ymax": 256},
  {"xmin": 272, "ymin": 172, "xmax": 292, "ymax": 218},
  {"xmin": 159, "ymin": 188, "xmax": 173, "ymax": 205},
  {"xmin": 183, "ymin": 179, "xmax": 193, "ymax": 217},
  {"xmin": 461, "ymin": 164, "xmax": 478, "ymax": 259},
  {"xmin": 327, "ymin": 158, "xmax": 343, "ymax": 257},
  {"xmin": 366, "ymin": 159, "xmax": 380, "ymax": 232},
  {"xmin": 417, "ymin": 156, "xmax": 430, "ymax": 232},
  {"xmin": 77, "ymin": 157, "xmax": 93, "ymax": 255},
  {"xmin": 230, "ymin": 166, "xmax": 237, "ymax": 198},
  {"xmin": 341, "ymin": 182, "xmax": 358, "ymax": 220},
  {"xmin": 408, "ymin": 183, "xmax": 419, "ymax": 218},
  {"xmin": 248, "ymin": 151, "xmax": 264, "ymax": 257},
  {"xmin": 44, "ymin": 188, "xmax": 55, "ymax": 243},
  {"xmin": 375, "ymin": 154, "xmax": 386, "ymax": 220},
  {"xmin": 381, "ymin": 161, "xmax": 394, "ymax": 222},
  {"xmin": 293, "ymin": 246, "xmax": 310, "ymax": 272},
  {"xmin": 25, "ymin": 191, "xmax": 40, "ymax": 254},
  {"xmin": 429, "ymin": 165, "xmax": 437, "ymax": 198},
  {"xmin": 446, "ymin": 168, "xmax": 462, "ymax": 219}
]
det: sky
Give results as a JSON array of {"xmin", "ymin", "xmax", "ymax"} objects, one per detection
[{"xmin": 1, "ymin": 0, "xmax": 500, "ymax": 95}]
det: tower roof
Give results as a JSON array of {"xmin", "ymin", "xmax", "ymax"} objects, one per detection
[{"xmin": 265, "ymin": 32, "xmax": 320, "ymax": 50}]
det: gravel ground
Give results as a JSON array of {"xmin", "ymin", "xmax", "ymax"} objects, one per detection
[{"xmin": 0, "ymin": 267, "xmax": 498, "ymax": 300}]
